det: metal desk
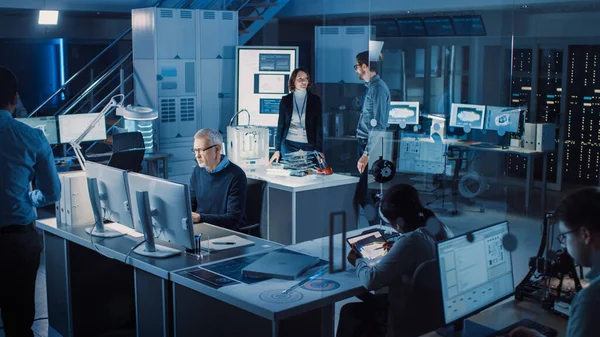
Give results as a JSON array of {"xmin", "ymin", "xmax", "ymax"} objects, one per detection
[
  {"xmin": 245, "ymin": 167, "xmax": 360, "ymax": 245},
  {"xmin": 144, "ymin": 152, "xmax": 173, "ymax": 179},
  {"xmin": 403, "ymin": 137, "xmax": 550, "ymax": 214},
  {"xmin": 37, "ymin": 218, "xmax": 279, "ymax": 337},
  {"xmin": 169, "ymin": 226, "xmax": 387, "ymax": 337}
]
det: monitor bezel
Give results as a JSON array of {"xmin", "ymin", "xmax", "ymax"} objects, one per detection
[
  {"xmin": 388, "ymin": 101, "xmax": 420, "ymax": 126},
  {"xmin": 435, "ymin": 221, "xmax": 514, "ymax": 327},
  {"xmin": 449, "ymin": 103, "xmax": 487, "ymax": 130}
]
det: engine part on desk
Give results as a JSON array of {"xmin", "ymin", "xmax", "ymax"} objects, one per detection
[{"xmin": 314, "ymin": 151, "xmax": 333, "ymax": 175}]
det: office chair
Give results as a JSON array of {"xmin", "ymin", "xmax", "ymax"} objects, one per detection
[
  {"xmin": 402, "ymin": 259, "xmax": 445, "ymax": 337},
  {"xmin": 112, "ymin": 131, "xmax": 145, "ymax": 152},
  {"xmin": 108, "ymin": 132, "xmax": 145, "ymax": 172},
  {"xmin": 238, "ymin": 178, "xmax": 266, "ymax": 237}
]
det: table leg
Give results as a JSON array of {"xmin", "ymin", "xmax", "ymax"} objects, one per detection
[
  {"xmin": 525, "ymin": 155, "xmax": 534, "ymax": 215},
  {"xmin": 541, "ymin": 153, "xmax": 548, "ymax": 212},
  {"xmin": 163, "ymin": 157, "xmax": 169, "ymax": 179}
]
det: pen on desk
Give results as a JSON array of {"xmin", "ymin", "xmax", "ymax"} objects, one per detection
[
  {"xmin": 282, "ymin": 266, "xmax": 328, "ymax": 294},
  {"xmin": 212, "ymin": 241, "xmax": 236, "ymax": 245}
]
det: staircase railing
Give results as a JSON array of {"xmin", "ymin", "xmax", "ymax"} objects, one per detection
[{"xmin": 29, "ymin": 27, "xmax": 132, "ymax": 117}]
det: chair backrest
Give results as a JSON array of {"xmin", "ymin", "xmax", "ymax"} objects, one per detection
[
  {"xmin": 112, "ymin": 132, "xmax": 145, "ymax": 153},
  {"xmin": 404, "ymin": 259, "xmax": 445, "ymax": 336},
  {"xmin": 243, "ymin": 178, "xmax": 266, "ymax": 236},
  {"xmin": 107, "ymin": 148, "xmax": 145, "ymax": 172}
]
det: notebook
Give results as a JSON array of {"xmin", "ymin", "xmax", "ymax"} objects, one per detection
[{"xmin": 242, "ymin": 251, "xmax": 320, "ymax": 280}]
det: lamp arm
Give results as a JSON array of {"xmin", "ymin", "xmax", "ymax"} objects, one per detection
[{"xmin": 69, "ymin": 94, "xmax": 125, "ymax": 170}]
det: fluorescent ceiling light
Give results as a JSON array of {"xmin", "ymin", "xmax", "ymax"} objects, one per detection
[{"xmin": 39, "ymin": 10, "xmax": 59, "ymax": 25}]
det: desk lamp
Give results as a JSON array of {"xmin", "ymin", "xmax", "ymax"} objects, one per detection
[{"xmin": 68, "ymin": 94, "xmax": 156, "ymax": 238}]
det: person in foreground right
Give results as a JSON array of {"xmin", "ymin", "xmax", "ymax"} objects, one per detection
[{"xmin": 509, "ymin": 187, "xmax": 600, "ymax": 337}]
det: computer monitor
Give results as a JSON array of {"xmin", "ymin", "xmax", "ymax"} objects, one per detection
[
  {"xmin": 126, "ymin": 172, "xmax": 196, "ymax": 258},
  {"xmin": 449, "ymin": 103, "xmax": 486, "ymax": 131},
  {"xmin": 58, "ymin": 113, "xmax": 107, "ymax": 143},
  {"xmin": 389, "ymin": 101, "xmax": 419, "ymax": 127},
  {"xmin": 16, "ymin": 116, "xmax": 59, "ymax": 144},
  {"xmin": 485, "ymin": 106, "xmax": 521, "ymax": 134},
  {"xmin": 84, "ymin": 162, "xmax": 134, "ymax": 238},
  {"xmin": 437, "ymin": 221, "xmax": 514, "ymax": 327}
]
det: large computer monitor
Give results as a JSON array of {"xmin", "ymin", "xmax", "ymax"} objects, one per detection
[
  {"xmin": 84, "ymin": 162, "xmax": 134, "ymax": 238},
  {"xmin": 449, "ymin": 103, "xmax": 486, "ymax": 131},
  {"xmin": 437, "ymin": 221, "xmax": 514, "ymax": 327},
  {"xmin": 485, "ymin": 106, "xmax": 521, "ymax": 134},
  {"xmin": 16, "ymin": 116, "xmax": 59, "ymax": 144},
  {"xmin": 58, "ymin": 113, "xmax": 107, "ymax": 143},
  {"xmin": 389, "ymin": 101, "xmax": 419, "ymax": 126},
  {"xmin": 126, "ymin": 172, "xmax": 196, "ymax": 258}
]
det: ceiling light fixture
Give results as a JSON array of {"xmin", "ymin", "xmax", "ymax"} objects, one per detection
[{"xmin": 39, "ymin": 10, "xmax": 59, "ymax": 25}]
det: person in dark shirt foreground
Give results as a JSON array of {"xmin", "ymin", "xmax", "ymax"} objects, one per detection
[{"xmin": 189, "ymin": 128, "xmax": 247, "ymax": 230}]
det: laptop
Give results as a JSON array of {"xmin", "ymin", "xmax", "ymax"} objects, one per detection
[{"xmin": 242, "ymin": 251, "xmax": 320, "ymax": 280}]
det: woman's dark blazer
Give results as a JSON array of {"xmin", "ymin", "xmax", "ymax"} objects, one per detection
[{"xmin": 275, "ymin": 91, "xmax": 323, "ymax": 152}]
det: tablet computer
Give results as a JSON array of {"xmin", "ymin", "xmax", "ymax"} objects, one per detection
[{"xmin": 346, "ymin": 230, "xmax": 388, "ymax": 260}]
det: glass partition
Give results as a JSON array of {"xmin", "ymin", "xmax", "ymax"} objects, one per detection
[{"xmin": 241, "ymin": 0, "xmax": 600, "ymax": 333}]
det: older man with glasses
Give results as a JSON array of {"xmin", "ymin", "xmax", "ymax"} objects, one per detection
[{"xmin": 189, "ymin": 128, "xmax": 247, "ymax": 230}]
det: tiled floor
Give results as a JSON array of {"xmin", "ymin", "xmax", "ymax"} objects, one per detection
[{"xmin": 0, "ymin": 186, "xmax": 569, "ymax": 337}]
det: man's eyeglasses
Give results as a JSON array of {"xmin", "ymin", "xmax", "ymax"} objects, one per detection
[
  {"xmin": 557, "ymin": 227, "xmax": 580, "ymax": 245},
  {"xmin": 353, "ymin": 64, "xmax": 362, "ymax": 70},
  {"xmin": 191, "ymin": 144, "xmax": 218, "ymax": 154}
]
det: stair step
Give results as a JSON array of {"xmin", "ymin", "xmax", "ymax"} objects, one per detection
[{"xmin": 239, "ymin": 16, "xmax": 264, "ymax": 21}]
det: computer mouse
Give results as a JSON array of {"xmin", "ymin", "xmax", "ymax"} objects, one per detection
[{"xmin": 501, "ymin": 145, "xmax": 509, "ymax": 149}]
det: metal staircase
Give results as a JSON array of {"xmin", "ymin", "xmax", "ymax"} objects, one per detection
[
  {"xmin": 28, "ymin": 0, "xmax": 288, "ymax": 158},
  {"xmin": 156, "ymin": 0, "xmax": 289, "ymax": 45}
]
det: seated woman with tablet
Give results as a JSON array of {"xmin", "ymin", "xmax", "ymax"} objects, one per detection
[{"xmin": 337, "ymin": 184, "xmax": 453, "ymax": 337}]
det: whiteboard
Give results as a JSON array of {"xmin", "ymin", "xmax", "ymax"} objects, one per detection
[{"xmin": 235, "ymin": 46, "xmax": 298, "ymax": 127}]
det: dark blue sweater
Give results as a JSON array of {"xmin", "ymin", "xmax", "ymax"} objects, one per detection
[{"xmin": 189, "ymin": 158, "xmax": 247, "ymax": 230}]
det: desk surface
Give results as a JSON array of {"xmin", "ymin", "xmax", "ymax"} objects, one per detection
[
  {"xmin": 37, "ymin": 218, "xmax": 281, "ymax": 279},
  {"xmin": 421, "ymin": 299, "xmax": 568, "ymax": 337},
  {"xmin": 170, "ymin": 226, "xmax": 391, "ymax": 321},
  {"xmin": 245, "ymin": 166, "xmax": 359, "ymax": 192}
]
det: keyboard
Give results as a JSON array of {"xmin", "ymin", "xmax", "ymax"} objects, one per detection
[{"xmin": 486, "ymin": 319, "xmax": 558, "ymax": 337}]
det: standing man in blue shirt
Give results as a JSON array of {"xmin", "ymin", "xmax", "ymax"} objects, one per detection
[
  {"xmin": 0, "ymin": 66, "xmax": 61, "ymax": 337},
  {"xmin": 354, "ymin": 50, "xmax": 391, "ymax": 222}
]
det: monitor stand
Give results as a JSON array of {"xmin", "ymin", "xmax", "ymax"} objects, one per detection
[
  {"xmin": 132, "ymin": 190, "xmax": 180, "ymax": 258},
  {"xmin": 85, "ymin": 177, "xmax": 126, "ymax": 238},
  {"xmin": 436, "ymin": 320, "xmax": 464, "ymax": 337}
]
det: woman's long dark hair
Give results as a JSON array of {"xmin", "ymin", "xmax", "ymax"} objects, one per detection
[{"xmin": 379, "ymin": 184, "xmax": 450, "ymax": 241}]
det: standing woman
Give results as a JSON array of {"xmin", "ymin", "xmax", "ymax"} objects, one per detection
[{"xmin": 270, "ymin": 68, "xmax": 323, "ymax": 163}]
